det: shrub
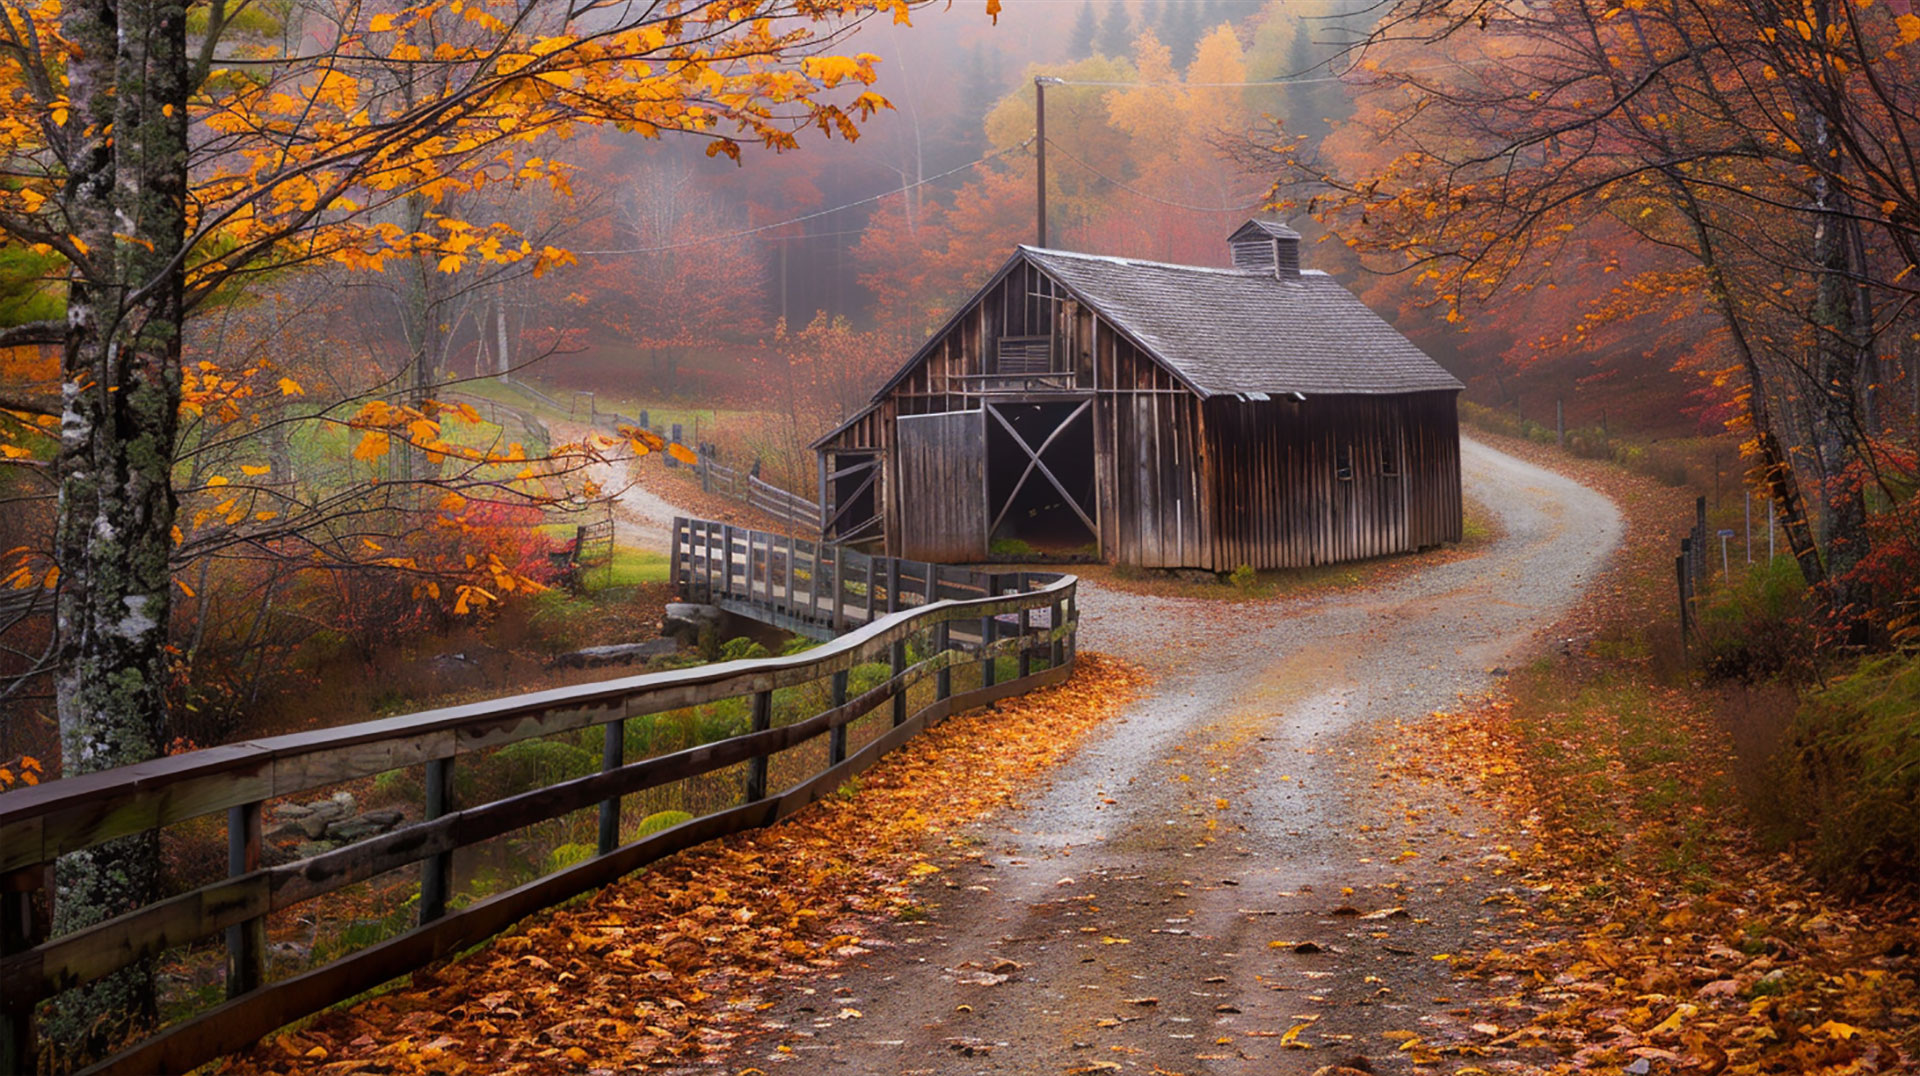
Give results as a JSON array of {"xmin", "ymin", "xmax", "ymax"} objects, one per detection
[
  {"xmin": 469, "ymin": 739, "xmax": 597, "ymax": 803},
  {"xmin": 1229, "ymin": 563, "xmax": 1256, "ymax": 591},
  {"xmin": 1769, "ymin": 654, "xmax": 1920, "ymax": 891},
  {"xmin": 629, "ymin": 809, "xmax": 692, "ymax": 842},
  {"xmin": 721, "ymin": 636, "xmax": 769, "ymax": 661},
  {"xmin": 1693, "ymin": 558, "xmax": 1816, "ymax": 683},
  {"xmin": 545, "ymin": 842, "xmax": 596, "ymax": 874}
]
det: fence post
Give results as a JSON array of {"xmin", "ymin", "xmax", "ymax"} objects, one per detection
[
  {"xmin": 832, "ymin": 545, "xmax": 848, "ymax": 634},
  {"xmin": 887, "ymin": 558, "xmax": 900, "ymax": 614},
  {"xmin": 935, "ymin": 619, "xmax": 952, "ymax": 702},
  {"xmin": 0, "ymin": 873, "xmax": 36, "ymax": 1072},
  {"xmin": 981, "ymin": 586, "xmax": 996, "ymax": 691},
  {"xmin": 745, "ymin": 689, "xmax": 772, "ymax": 801},
  {"xmin": 829, "ymin": 669, "xmax": 849, "ymax": 765},
  {"xmin": 598, "ymin": 719, "xmax": 624, "ymax": 855},
  {"xmin": 1017, "ymin": 572, "xmax": 1032, "ymax": 679},
  {"xmin": 1556, "ymin": 397, "xmax": 1565, "ymax": 448},
  {"xmin": 863, "ymin": 556, "xmax": 877, "ymax": 626},
  {"xmin": 721, "ymin": 524, "xmax": 735, "ymax": 602},
  {"xmin": 890, "ymin": 628, "xmax": 908, "ymax": 727},
  {"xmin": 420, "ymin": 757, "xmax": 454, "ymax": 924},
  {"xmin": 1050, "ymin": 596, "xmax": 1065, "ymax": 668},
  {"xmin": 225, "ymin": 802, "xmax": 266, "ymax": 997}
]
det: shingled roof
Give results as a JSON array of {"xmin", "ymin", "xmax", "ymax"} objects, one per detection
[{"xmin": 1020, "ymin": 245, "xmax": 1463, "ymax": 398}]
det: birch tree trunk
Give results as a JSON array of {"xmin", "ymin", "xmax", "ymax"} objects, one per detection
[{"xmin": 47, "ymin": 0, "xmax": 191, "ymax": 1053}]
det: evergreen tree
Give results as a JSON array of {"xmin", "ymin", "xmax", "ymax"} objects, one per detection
[
  {"xmin": 1283, "ymin": 19, "xmax": 1325, "ymax": 153},
  {"xmin": 1163, "ymin": 0, "xmax": 1201, "ymax": 69},
  {"xmin": 1140, "ymin": 0, "xmax": 1159, "ymax": 29},
  {"xmin": 1096, "ymin": 2, "xmax": 1132, "ymax": 57},
  {"xmin": 1069, "ymin": 0, "xmax": 1098, "ymax": 59}
]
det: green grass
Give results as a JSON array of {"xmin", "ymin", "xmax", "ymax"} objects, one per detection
[{"xmin": 603, "ymin": 546, "xmax": 671, "ymax": 587}]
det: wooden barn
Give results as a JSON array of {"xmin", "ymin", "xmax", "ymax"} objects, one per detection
[{"xmin": 812, "ymin": 220, "xmax": 1465, "ymax": 570}]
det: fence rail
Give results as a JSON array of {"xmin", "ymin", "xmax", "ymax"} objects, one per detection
[
  {"xmin": 696, "ymin": 457, "xmax": 821, "ymax": 532},
  {"xmin": 0, "ymin": 525, "xmax": 1077, "ymax": 1076},
  {"xmin": 674, "ymin": 517, "xmax": 1069, "ymax": 646}
]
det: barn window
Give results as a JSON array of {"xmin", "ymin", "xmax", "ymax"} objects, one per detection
[
  {"xmin": 1336, "ymin": 444, "xmax": 1354, "ymax": 481},
  {"xmin": 1381, "ymin": 448, "xmax": 1400, "ymax": 478}
]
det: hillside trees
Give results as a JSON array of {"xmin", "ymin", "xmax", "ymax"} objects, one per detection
[
  {"xmin": 1295, "ymin": 0, "xmax": 1920, "ymax": 645},
  {"xmin": 0, "ymin": 0, "xmax": 987, "ymax": 1054}
]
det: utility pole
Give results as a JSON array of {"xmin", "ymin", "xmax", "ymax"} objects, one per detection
[{"xmin": 1035, "ymin": 76, "xmax": 1062, "ymax": 248}]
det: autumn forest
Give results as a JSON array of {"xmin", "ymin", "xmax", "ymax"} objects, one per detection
[{"xmin": 0, "ymin": 0, "xmax": 1917, "ymax": 1072}]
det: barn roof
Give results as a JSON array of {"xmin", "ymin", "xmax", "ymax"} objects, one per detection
[{"xmin": 1018, "ymin": 246, "xmax": 1463, "ymax": 398}]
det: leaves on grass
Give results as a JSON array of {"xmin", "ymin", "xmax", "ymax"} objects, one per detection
[{"xmin": 222, "ymin": 654, "xmax": 1146, "ymax": 1074}]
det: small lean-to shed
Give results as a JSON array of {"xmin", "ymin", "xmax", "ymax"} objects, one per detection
[{"xmin": 814, "ymin": 220, "xmax": 1464, "ymax": 570}]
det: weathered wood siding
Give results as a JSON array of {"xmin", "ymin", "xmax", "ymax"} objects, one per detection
[
  {"xmin": 816, "ymin": 252, "xmax": 1462, "ymax": 571},
  {"xmin": 893, "ymin": 411, "xmax": 987, "ymax": 562},
  {"xmin": 1096, "ymin": 334, "xmax": 1210, "ymax": 569},
  {"xmin": 1204, "ymin": 392, "xmax": 1461, "ymax": 569}
]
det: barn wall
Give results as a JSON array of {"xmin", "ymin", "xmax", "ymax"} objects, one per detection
[
  {"xmin": 1097, "ymin": 333, "xmax": 1212, "ymax": 570},
  {"xmin": 815, "ymin": 254, "xmax": 1461, "ymax": 570},
  {"xmin": 1203, "ymin": 391, "xmax": 1461, "ymax": 570}
]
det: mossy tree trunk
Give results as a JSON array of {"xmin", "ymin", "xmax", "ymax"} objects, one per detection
[{"xmin": 47, "ymin": 0, "xmax": 190, "ymax": 1056}]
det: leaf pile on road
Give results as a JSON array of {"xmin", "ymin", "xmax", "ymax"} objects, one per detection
[
  {"xmin": 1374, "ymin": 431, "xmax": 1920, "ymax": 1075},
  {"xmin": 219, "ymin": 653, "xmax": 1146, "ymax": 1076}
]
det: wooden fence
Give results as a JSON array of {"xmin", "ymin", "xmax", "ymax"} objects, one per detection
[
  {"xmin": 674, "ymin": 517, "xmax": 1070, "ymax": 647},
  {"xmin": 0, "ymin": 529, "xmax": 1076, "ymax": 1076},
  {"xmin": 695, "ymin": 457, "xmax": 821, "ymax": 533}
]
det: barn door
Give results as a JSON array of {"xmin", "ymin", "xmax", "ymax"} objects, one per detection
[{"xmin": 894, "ymin": 411, "xmax": 987, "ymax": 562}]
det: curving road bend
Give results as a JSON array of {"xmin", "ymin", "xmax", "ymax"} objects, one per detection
[{"xmin": 745, "ymin": 438, "xmax": 1621, "ymax": 1075}]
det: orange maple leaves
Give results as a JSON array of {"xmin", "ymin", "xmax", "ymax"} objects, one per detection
[{"xmin": 222, "ymin": 654, "xmax": 1146, "ymax": 1074}]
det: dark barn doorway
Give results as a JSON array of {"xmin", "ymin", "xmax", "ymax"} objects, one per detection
[
  {"xmin": 826, "ymin": 452, "xmax": 880, "ymax": 544},
  {"xmin": 985, "ymin": 401, "xmax": 1098, "ymax": 557}
]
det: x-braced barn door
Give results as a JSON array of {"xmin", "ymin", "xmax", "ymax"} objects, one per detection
[
  {"xmin": 894, "ymin": 411, "xmax": 988, "ymax": 562},
  {"xmin": 823, "ymin": 452, "xmax": 881, "ymax": 544},
  {"xmin": 986, "ymin": 401, "xmax": 1098, "ymax": 555}
]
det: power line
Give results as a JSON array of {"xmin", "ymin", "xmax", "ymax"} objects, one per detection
[
  {"xmin": 1045, "ymin": 142, "xmax": 1270, "ymax": 215},
  {"xmin": 1050, "ymin": 59, "xmax": 1496, "ymax": 89},
  {"xmin": 579, "ymin": 138, "xmax": 1032, "ymax": 257}
]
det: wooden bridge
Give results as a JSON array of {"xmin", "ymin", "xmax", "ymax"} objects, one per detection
[{"xmin": 0, "ymin": 521, "xmax": 1077, "ymax": 1075}]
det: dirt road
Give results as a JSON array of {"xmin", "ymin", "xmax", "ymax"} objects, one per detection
[{"xmin": 747, "ymin": 438, "xmax": 1621, "ymax": 1074}]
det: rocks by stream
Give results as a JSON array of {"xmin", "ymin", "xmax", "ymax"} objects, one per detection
[{"xmin": 264, "ymin": 792, "xmax": 407, "ymax": 865}]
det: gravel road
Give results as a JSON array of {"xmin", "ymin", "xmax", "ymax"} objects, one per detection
[{"xmin": 745, "ymin": 437, "xmax": 1621, "ymax": 1075}]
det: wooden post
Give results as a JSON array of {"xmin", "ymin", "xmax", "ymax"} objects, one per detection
[
  {"xmin": 0, "ymin": 873, "xmax": 34, "ymax": 1073},
  {"xmin": 746, "ymin": 690, "xmax": 772, "ymax": 801},
  {"xmin": 598, "ymin": 719, "xmax": 624, "ymax": 855},
  {"xmin": 980, "ymin": 605, "xmax": 996, "ymax": 689},
  {"xmin": 832, "ymin": 545, "xmax": 848, "ymax": 633},
  {"xmin": 783, "ymin": 534, "xmax": 795, "ymax": 613},
  {"xmin": 891, "ymin": 632, "xmax": 908, "ymax": 727},
  {"xmin": 829, "ymin": 670, "xmax": 849, "ymax": 765},
  {"xmin": 935, "ymin": 619, "xmax": 952, "ymax": 701},
  {"xmin": 722, "ymin": 524, "xmax": 735, "ymax": 602},
  {"xmin": 863, "ymin": 556, "xmax": 877, "ymax": 627},
  {"xmin": 1556, "ymin": 397, "xmax": 1564, "ymax": 448},
  {"xmin": 1050, "ymin": 597, "xmax": 1064, "ymax": 668},
  {"xmin": 225, "ymin": 802, "xmax": 266, "ymax": 997},
  {"xmin": 420, "ymin": 757, "xmax": 454, "ymax": 924},
  {"xmin": 1017, "ymin": 572, "xmax": 1032, "ymax": 679},
  {"xmin": 887, "ymin": 557, "xmax": 900, "ymax": 613},
  {"xmin": 803, "ymin": 537, "xmax": 819, "ymax": 624}
]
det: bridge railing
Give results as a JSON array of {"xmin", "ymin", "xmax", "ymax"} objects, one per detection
[
  {"xmin": 0, "ymin": 528, "xmax": 1076, "ymax": 1076},
  {"xmin": 674, "ymin": 516, "xmax": 1069, "ymax": 645}
]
